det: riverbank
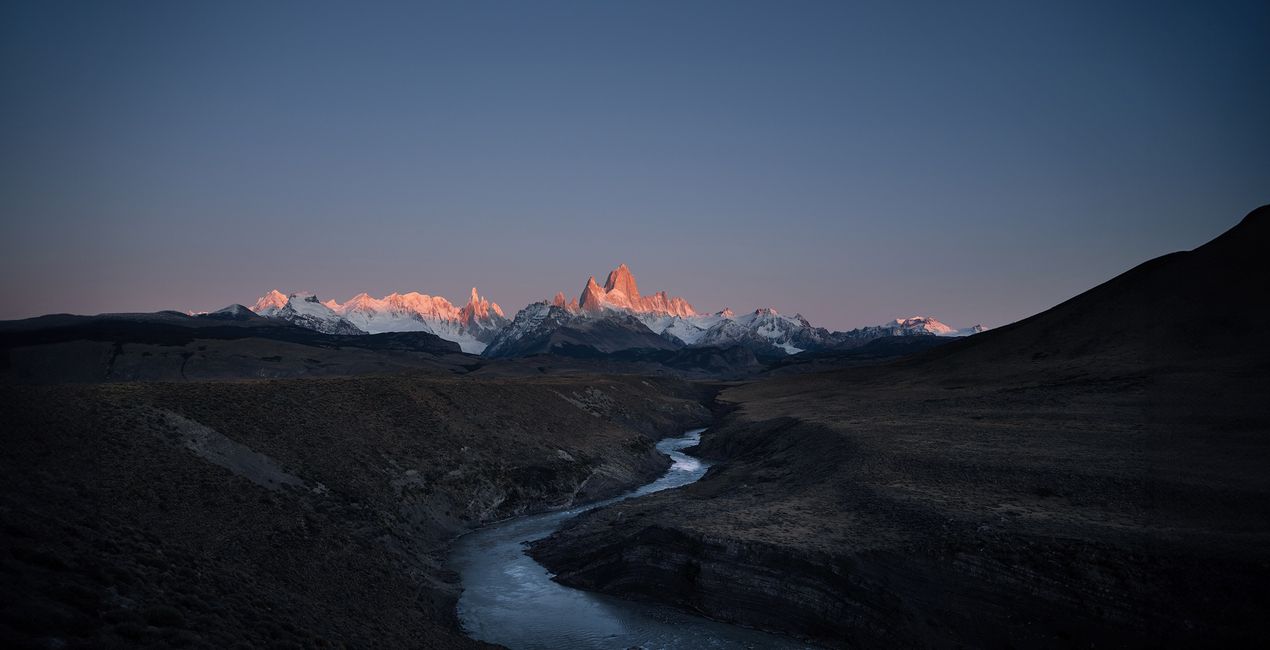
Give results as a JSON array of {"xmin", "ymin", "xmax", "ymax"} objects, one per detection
[
  {"xmin": 0, "ymin": 374, "xmax": 712, "ymax": 648},
  {"xmin": 533, "ymin": 362, "xmax": 1270, "ymax": 647}
]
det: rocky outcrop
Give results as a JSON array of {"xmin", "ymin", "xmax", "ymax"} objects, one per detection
[
  {"xmin": 551, "ymin": 291, "xmax": 579, "ymax": 312},
  {"xmin": 578, "ymin": 264, "xmax": 696, "ymax": 317},
  {"xmin": 456, "ymin": 287, "xmax": 508, "ymax": 336},
  {"xmin": 603, "ymin": 263, "xmax": 641, "ymax": 301},
  {"xmin": 578, "ymin": 276, "xmax": 608, "ymax": 313}
]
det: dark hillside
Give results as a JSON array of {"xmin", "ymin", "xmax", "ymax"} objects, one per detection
[{"xmin": 533, "ymin": 206, "xmax": 1270, "ymax": 648}]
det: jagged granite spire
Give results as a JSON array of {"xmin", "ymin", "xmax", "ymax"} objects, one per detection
[
  {"xmin": 602, "ymin": 263, "xmax": 640, "ymax": 300},
  {"xmin": 577, "ymin": 265, "xmax": 695, "ymax": 317},
  {"xmin": 579, "ymin": 276, "xmax": 607, "ymax": 312}
]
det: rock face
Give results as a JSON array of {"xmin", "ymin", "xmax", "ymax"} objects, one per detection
[
  {"xmin": 603, "ymin": 263, "xmax": 641, "ymax": 301},
  {"xmin": 456, "ymin": 287, "xmax": 508, "ymax": 336},
  {"xmin": 578, "ymin": 276, "xmax": 608, "ymax": 313},
  {"xmin": 530, "ymin": 207, "xmax": 1270, "ymax": 647},
  {"xmin": 578, "ymin": 264, "xmax": 696, "ymax": 318},
  {"xmin": 550, "ymin": 291, "xmax": 579, "ymax": 311}
]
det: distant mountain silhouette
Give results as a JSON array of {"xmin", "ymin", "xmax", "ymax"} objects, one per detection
[{"xmin": 914, "ymin": 204, "xmax": 1269, "ymax": 374}]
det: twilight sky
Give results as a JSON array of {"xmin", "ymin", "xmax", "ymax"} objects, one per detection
[{"xmin": 1, "ymin": 1, "xmax": 1267, "ymax": 329}]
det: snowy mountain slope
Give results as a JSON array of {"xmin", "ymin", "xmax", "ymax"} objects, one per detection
[
  {"xmin": 481, "ymin": 263, "xmax": 986, "ymax": 358},
  {"xmin": 634, "ymin": 309, "xmax": 734, "ymax": 346},
  {"xmin": 242, "ymin": 264, "xmax": 985, "ymax": 358},
  {"xmin": 484, "ymin": 265, "xmax": 704, "ymax": 357},
  {"xmin": 249, "ymin": 291, "xmax": 366, "ymax": 336},
  {"xmin": 482, "ymin": 301, "xmax": 677, "ymax": 358},
  {"xmin": 483, "ymin": 302, "xmax": 570, "ymax": 357},
  {"xmin": 693, "ymin": 308, "xmax": 833, "ymax": 356},
  {"xmin": 251, "ymin": 290, "xmax": 290, "ymax": 317},
  {"xmin": 327, "ymin": 287, "xmax": 507, "ymax": 353},
  {"xmin": 880, "ymin": 316, "xmax": 987, "ymax": 337},
  {"xmin": 249, "ymin": 287, "xmax": 507, "ymax": 353},
  {"xmin": 830, "ymin": 317, "xmax": 988, "ymax": 347}
]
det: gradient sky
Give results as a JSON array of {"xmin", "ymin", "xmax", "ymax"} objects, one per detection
[{"xmin": 2, "ymin": 1, "xmax": 1267, "ymax": 329}]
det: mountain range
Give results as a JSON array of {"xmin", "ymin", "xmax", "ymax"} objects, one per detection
[
  {"xmin": 238, "ymin": 264, "xmax": 984, "ymax": 356},
  {"xmin": 248, "ymin": 287, "xmax": 507, "ymax": 353}
]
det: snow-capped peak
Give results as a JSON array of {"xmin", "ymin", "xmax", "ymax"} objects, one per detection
[
  {"xmin": 460, "ymin": 287, "xmax": 505, "ymax": 323},
  {"xmin": 832, "ymin": 316, "xmax": 990, "ymax": 343},
  {"xmin": 247, "ymin": 291, "xmax": 365, "ymax": 336},
  {"xmin": 237, "ymin": 268, "xmax": 987, "ymax": 359},
  {"xmin": 884, "ymin": 316, "xmax": 957, "ymax": 336},
  {"xmin": 252, "ymin": 289, "xmax": 289, "ymax": 316},
  {"xmin": 248, "ymin": 287, "xmax": 509, "ymax": 354}
]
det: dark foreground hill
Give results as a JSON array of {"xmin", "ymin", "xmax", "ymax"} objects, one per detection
[
  {"xmin": 0, "ymin": 374, "xmax": 711, "ymax": 648},
  {"xmin": 532, "ymin": 206, "xmax": 1270, "ymax": 647},
  {"xmin": 0, "ymin": 312, "xmax": 471, "ymax": 382}
]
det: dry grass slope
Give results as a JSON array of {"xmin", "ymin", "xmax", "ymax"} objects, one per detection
[
  {"xmin": 0, "ymin": 373, "xmax": 710, "ymax": 648},
  {"xmin": 533, "ymin": 207, "xmax": 1270, "ymax": 647}
]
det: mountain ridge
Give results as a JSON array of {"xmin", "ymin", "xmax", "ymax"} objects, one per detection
[{"xmin": 239, "ymin": 264, "xmax": 984, "ymax": 357}]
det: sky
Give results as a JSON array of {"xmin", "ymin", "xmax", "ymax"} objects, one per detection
[{"xmin": 1, "ymin": 1, "xmax": 1267, "ymax": 330}]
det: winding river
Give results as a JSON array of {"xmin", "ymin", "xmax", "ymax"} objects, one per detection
[{"xmin": 450, "ymin": 429, "xmax": 806, "ymax": 649}]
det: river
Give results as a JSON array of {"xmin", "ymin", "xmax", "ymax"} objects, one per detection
[{"xmin": 449, "ymin": 428, "xmax": 807, "ymax": 649}]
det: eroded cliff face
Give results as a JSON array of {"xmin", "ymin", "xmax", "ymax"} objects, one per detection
[{"xmin": 532, "ymin": 501, "xmax": 1246, "ymax": 648}]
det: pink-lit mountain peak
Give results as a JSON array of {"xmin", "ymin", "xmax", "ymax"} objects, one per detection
[
  {"xmin": 319, "ymin": 288, "xmax": 503, "ymax": 320},
  {"xmin": 551, "ymin": 291, "xmax": 580, "ymax": 312},
  {"xmin": 252, "ymin": 289, "xmax": 289, "ymax": 314},
  {"xmin": 886, "ymin": 316, "xmax": 956, "ymax": 336},
  {"xmin": 578, "ymin": 264, "xmax": 696, "ymax": 318},
  {"xmin": 459, "ymin": 287, "xmax": 505, "ymax": 323},
  {"xmin": 249, "ymin": 287, "xmax": 509, "ymax": 353},
  {"xmin": 603, "ymin": 263, "xmax": 640, "ymax": 301}
]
